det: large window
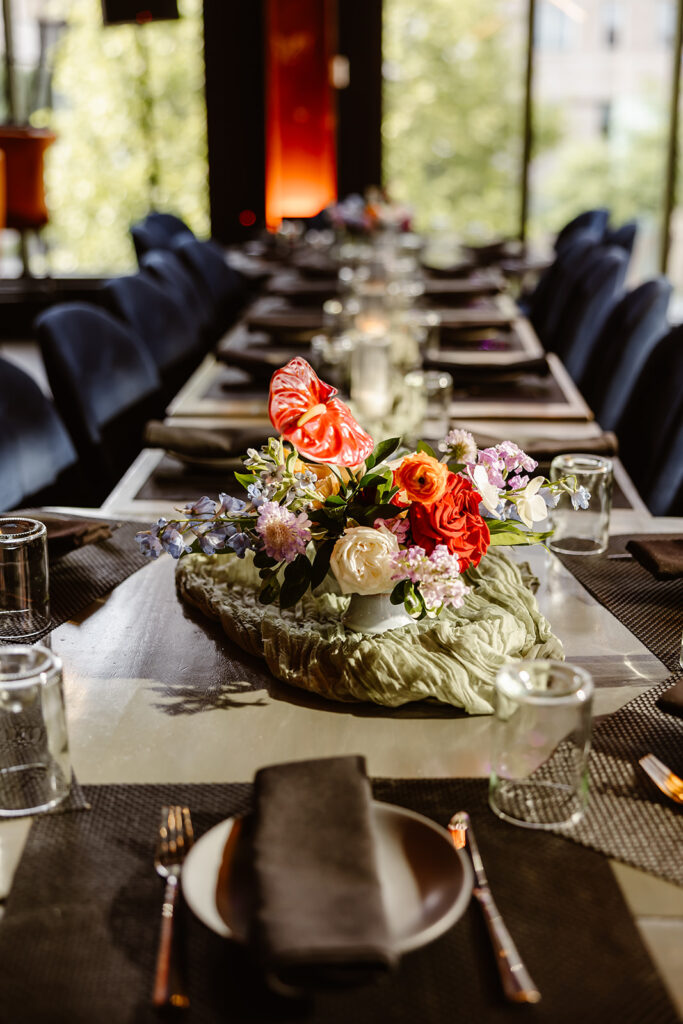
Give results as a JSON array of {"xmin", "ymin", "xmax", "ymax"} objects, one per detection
[
  {"xmin": 29, "ymin": 0, "xmax": 208, "ymax": 273},
  {"xmin": 382, "ymin": 0, "xmax": 527, "ymax": 241},
  {"xmin": 382, "ymin": 0, "xmax": 683, "ymax": 292},
  {"xmin": 529, "ymin": 0, "xmax": 674, "ymax": 282}
]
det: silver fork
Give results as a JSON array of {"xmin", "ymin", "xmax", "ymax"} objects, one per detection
[
  {"xmin": 153, "ymin": 805, "xmax": 194, "ymax": 1008},
  {"xmin": 638, "ymin": 755, "xmax": 683, "ymax": 805}
]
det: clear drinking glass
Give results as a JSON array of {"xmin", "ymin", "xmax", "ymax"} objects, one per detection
[
  {"xmin": 548, "ymin": 454, "xmax": 613, "ymax": 556},
  {"xmin": 0, "ymin": 518, "xmax": 50, "ymax": 640},
  {"xmin": 0, "ymin": 644, "xmax": 70, "ymax": 816},
  {"xmin": 489, "ymin": 660, "xmax": 593, "ymax": 830},
  {"xmin": 402, "ymin": 369, "xmax": 453, "ymax": 443}
]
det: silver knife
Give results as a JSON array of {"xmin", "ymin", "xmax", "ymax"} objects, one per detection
[{"xmin": 449, "ymin": 810, "xmax": 541, "ymax": 1004}]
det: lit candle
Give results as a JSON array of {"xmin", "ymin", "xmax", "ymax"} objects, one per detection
[
  {"xmin": 355, "ymin": 312, "xmax": 390, "ymax": 338},
  {"xmin": 351, "ymin": 336, "xmax": 394, "ymax": 420}
]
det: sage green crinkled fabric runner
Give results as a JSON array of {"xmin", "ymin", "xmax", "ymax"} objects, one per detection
[{"xmin": 176, "ymin": 549, "xmax": 563, "ymax": 713}]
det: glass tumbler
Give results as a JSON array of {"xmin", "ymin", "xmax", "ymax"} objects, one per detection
[
  {"xmin": 489, "ymin": 660, "xmax": 593, "ymax": 829},
  {"xmin": 0, "ymin": 518, "xmax": 50, "ymax": 640},
  {"xmin": 548, "ymin": 454, "xmax": 613, "ymax": 556},
  {"xmin": 0, "ymin": 644, "xmax": 70, "ymax": 816},
  {"xmin": 403, "ymin": 369, "xmax": 453, "ymax": 443}
]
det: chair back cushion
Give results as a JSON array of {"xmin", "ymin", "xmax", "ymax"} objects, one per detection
[
  {"xmin": 35, "ymin": 302, "xmax": 160, "ymax": 448},
  {"xmin": 0, "ymin": 356, "xmax": 77, "ymax": 511}
]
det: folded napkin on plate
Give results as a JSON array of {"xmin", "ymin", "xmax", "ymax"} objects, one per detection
[
  {"xmin": 246, "ymin": 309, "xmax": 324, "ymax": 334},
  {"xmin": 437, "ymin": 309, "xmax": 513, "ymax": 330},
  {"xmin": 424, "ymin": 355, "xmax": 549, "ymax": 379},
  {"xmin": 215, "ymin": 347, "xmax": 293, "ymax": 383},
  {"xmin": 143, "ymin": 421, "xmax": 266, "ymax": 460},
  {"xmin": 471, "ymin": 430, "xmax": 619, "ymax": 462},
  {"xmin": 10, "ymin": 511, "xmax": 113, "ymax": 558},
  {"xmin": 249, "ymin": 755, "xmax": 395, "ymax": 988},
  {"xmin": 625, "ymin": 536, "xmax": 683, "ymax": 580}
]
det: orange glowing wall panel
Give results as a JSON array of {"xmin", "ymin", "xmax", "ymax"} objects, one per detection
[{"xmin": 265, "ymin": 0, "xmax": 338, "ymax": 229}]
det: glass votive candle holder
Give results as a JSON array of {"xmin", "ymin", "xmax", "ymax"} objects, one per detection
[
  {"xmin": 0, "ymin": 517, "xmax": 50, "ymax": 641},
  {"xmin": 350, "ymin": 335, "xmax": 394, "ymax": 422},
  {"xmin": 489, "ymin": 660, "xmax": 593, "ymax": 830},
  {"xmin": 403, "ymin": 369, "xmax": 453, "ymax": 443},
  {"xmin": 548, "ymin": 454, "xmax": 613, "ymax": 556},
  {"xmin": 0, "ymin": 644, "xmax": 71, "ymax": 816}
]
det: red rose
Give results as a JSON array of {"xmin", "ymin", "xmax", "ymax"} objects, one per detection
[{"xmin": 409, "ymin": 473, "xmax": 490, "ymax": 571}]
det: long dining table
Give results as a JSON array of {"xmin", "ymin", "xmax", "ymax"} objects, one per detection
[{"xmin": 1, "ymin": 261, "xmax": 682, "ymax": 1022}]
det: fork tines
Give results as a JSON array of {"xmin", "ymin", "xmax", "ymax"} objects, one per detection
[{"xmin": 638, "ymin": 755, "xmax": 683, "ymax": 804}]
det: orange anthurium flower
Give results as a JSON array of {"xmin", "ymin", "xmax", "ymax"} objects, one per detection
[{"xmin": 269, "ymin": 357, "xmax": 374, "ymax": 466}]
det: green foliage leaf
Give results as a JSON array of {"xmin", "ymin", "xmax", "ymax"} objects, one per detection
[
  {"xmin": 371, "ymin": 437, "xmax": 401, "ymax": 466},
  {"xmin": 234, "ymin": 471, "xmax": 257, "ymax": 489},
  {"xmin": 390, "ymin": 578, "xmax": 408, "ymax": 605},
  {"xmin": 258, "ymin": 573, "xmax": 280, "ymax": 605},
  {"xmin": 279, "ymin": 554, "xmax": 313, "ymax": 608},
  {"xmin": 487, "ymin": 521, "xmax": 553, "ymax": 546},
  {"xmin": 310, "ymin": 538, "xmax": 336, "ymax": 589},
  {"xmin": 253, "ymin": 550, "xmax": 277, "ymax": 569},
  {"xmin": 417, "ymin": 440, "xmax": 437, "ymax": 459},
  {"xmin": 324, "ymin": 495, "xmax": 346, "ymax": 507}
]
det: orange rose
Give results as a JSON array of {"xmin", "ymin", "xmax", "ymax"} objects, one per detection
[{"xmin": 394, "ymin": 452, "xmax": 450, "ymax": 505}]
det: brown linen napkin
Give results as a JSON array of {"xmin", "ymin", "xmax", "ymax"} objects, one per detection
[
  {"xmin": 625, "ymin": 536, "xmax": 683, "ymax": 580},
  {"xmin": 471, "ymin": 431, "xmax": 619, "ymax": 461},
  {"xmin": 657, "ymin": 678, "xmax": 683, "ymax": 717},
  {"xmin": 424, "ymin": 355, "xmax": 549, "ymax": 379},
  {"xmin": 437, "ymin": 309, "xmax": 513, "ymax": 330},
  {"xmin": 143, "ymin": 421, "xmax": 267, "ymax": 460},
  {"xmin": 10, "ymin": 511, "xmax": 113, "ymax": 559},
  {"xmin": 214, "ymin": 347, "xmax": 294, "ymax": 384},
  {"xmin": 248, "ymin": 755, "xmax": 395, "ymax": 988},
  {"xmin": 245, "ymin": 308, "xmax": 324, "ymax": 337}
]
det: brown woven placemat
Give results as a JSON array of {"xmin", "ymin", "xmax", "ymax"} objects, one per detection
[
  {"xmin": 0, "ymin": 778, "xmax": 677, "ymax": 1024},
  {"xmin": 44, "ymin": 521, "xmax": 152, "ymax": 638},
  {"xmin": 557, "ymin": 535, "xmax": 683, "ymax": 671},
  {"xmin": 546, "ymin": 677, "xmax": 683, "ymax": 885}
]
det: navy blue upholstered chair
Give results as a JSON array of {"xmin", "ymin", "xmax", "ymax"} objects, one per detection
[
  {"xmin": 579, "ymin": 278, "xmax": 671, "ymax": 429},
  {"xmin": 100, "ymin": 272, "xmax": 203, "ymax": 389},
  {"xmin": 647, "ymin": 423, "xmax": 683, "ymax": 516},
  {"xmin": 615, "ymin": 325, "xmax": 683, "ymax": 513},
  {"xmin": 140, "ymin": 249, "xmax": 211, "ymax": 334},
  {"xmin": 529, "ymin": 233, "xmax": 602, "ymax": 346},
  {"xmin": 549, "ymin": 246, "xmax": 629, "ymax": 382},
  {"xmin": 0, "ymin": 357, "xmax": 79, "ymax": 512},
  {"xmin": 554, "ymin": 208, "xmax": 610, "ymax": 253},
  {"xmin": 130, "ymin": 211, "xmax": 194, "ymax": 261},
  {"xmin": 604, "ymin": 219, "xmax": 637, "ymax": 256},
  {"xmin": 171, "ymin": 236, "xmax": 247, "ymax": 336},
  {"xmin": 35, "ymin": 303, "xmax": 161, "ymax": 501}
]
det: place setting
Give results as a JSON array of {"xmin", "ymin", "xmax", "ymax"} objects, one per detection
[{"xmin": 1, "ymin": 7, "xmax": 683, "ymax": 1014}]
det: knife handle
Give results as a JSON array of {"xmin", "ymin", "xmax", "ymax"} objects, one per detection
[{"xmin": 474, "ymin": 886, "xmax": 541, "ymax": 1004}]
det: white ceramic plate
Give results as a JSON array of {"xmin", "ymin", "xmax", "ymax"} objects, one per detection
[{"xmin": 182, "ymin": 800, "xmax": 473, "ymax": 954}]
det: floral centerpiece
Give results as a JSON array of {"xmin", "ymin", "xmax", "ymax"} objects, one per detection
[
  {"xmin": 136, "ymin": 358, "xmax": 586, "ymax": 631},
  {"xmin": 326, "ymin": 188, "xmax": 413, "ymax": 237}
]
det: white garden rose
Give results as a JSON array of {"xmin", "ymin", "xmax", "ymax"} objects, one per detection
[{"xmin": 329, "ymin": 525, "xmax": 400, "ymax": 595}]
